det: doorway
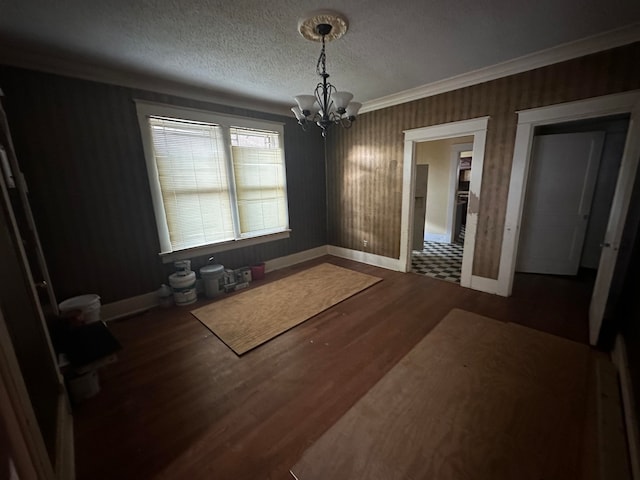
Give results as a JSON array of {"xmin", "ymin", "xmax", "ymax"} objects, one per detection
[
  {"xmin": 517, "ymin": 118, "xmax": 628, "ymax": 275},
  {"xmin": 514, "ymin": 115, "xmax": 630, "ymax": 338},
  {"xmin": 400, "ymin": 116, "xmax": 489, "ymax": 289},
  {"xmin": 499, "ymin": 91, "xmax": 640, "ymax": 345},
  {"xmin": 410, "ymin": 138, "xmax": 473, "ymax": 283}
]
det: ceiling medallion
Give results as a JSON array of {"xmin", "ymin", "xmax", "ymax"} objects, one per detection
[{"xmin": 298, "ymin": 11, "xmax": 348, "ymax": 43}]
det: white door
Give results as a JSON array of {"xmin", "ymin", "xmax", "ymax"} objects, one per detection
[
  {"xmin": 516, "ymin": 131, "xmax": 605, "ymax": 275},
  {"xmin": 589, "ymin": 109, "xmax": 640, "ymax": 345},
  {"xmin": 412, "ymin": 165, "xmax": 428, "ymax": 251}
]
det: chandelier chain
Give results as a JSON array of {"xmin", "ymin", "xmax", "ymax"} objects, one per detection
[{"xmin": 316, "ymin": 35, "xmax": 327, "ymax": 77}]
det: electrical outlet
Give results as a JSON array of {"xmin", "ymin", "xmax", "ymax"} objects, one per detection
[{"xmin": 363, "ymin": 239, "xmax": 368, "ymax": 247}]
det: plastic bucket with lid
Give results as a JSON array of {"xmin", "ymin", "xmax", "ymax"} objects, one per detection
[
  {"xmin": 250, "ymin": 263, "xmax": 265, "ymax": 280},
  {"xmin": 168, "ymin": 271, "xmax": 197, "ymax": 306},
  {"xmin": 67, "ymin": 370, "xmax": 100, "ymax": 403},
  {"xmin": 59, "ymin": 294, "xmax": 101, "ymax": 324},
  {"xmin": 200, "ymin": 264, "xmax": 225, "ymax": 298}
]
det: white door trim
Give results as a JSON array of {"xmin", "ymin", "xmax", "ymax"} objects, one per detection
[
  {"xmin": 498, "ymin": 90, "xmax": 640, "ymax": 344},
  {"xmin": 0, "ymin": 307, "xmax": 55, "ymax": 479},
  {"xmin": 401, "ymin": 117, "xmax": 490, "ymax": 291},
  {"xmin": 447, "ymin": 143, "xmax": 474, "ymax": 243}
]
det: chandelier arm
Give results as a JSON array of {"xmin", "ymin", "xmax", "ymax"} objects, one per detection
[
  {"xmin": 314, "ymin": 82, "xmax": 324, "ymax": 115},
  {"xmin": 328, "ymin": 111, "xmax": 341, "ymax": 123},
  {"xmin": 314, "ymin": 81, "xmax": 336, "ymax": 124},
  {"xmin": 338, "ymin": 116, "xmax": 353, "ymax": 129}
]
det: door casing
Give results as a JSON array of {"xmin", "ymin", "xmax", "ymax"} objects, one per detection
[
  {"xmin": 499, "ymin": 90, "xmax": 640, "ymax": 345},
  {"xmin": 400, "ymin": 117, "xmax": 489, "ymax": 291}
]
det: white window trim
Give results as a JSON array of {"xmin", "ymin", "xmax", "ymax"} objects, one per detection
[
  {"xmin": 134, "ymin": 100, "xmax": 290, "ymax": 263},
  {"xmin": 157, "ymin": 230, "xmax": 291, "ymax": 264}
]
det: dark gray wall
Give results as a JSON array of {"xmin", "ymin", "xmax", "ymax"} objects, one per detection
[{"xmin": 0, "ymin": 66, "xmax": 326, "ymax": 303}]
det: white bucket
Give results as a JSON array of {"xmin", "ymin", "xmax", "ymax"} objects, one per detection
[
  {"xmin": 200, "ymin": 264, "xmax": 225, "ymax": 298},
  {"xmin": 59, "ymin": 294, "xmax": 101, "ymax": 324},
  {"xmin": 68, "ymin": 370, "xmax": 100, "ymax": 402},
  {"xmin": 169, "ymin": 271, "xmax": 197, "ymax": 306}
]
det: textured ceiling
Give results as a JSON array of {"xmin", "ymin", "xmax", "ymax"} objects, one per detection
[{"xmin": 0, "ymin": 0, "xmax": 639, "ymax": 113}]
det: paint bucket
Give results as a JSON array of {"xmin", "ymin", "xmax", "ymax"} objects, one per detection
[
  {"xmin": 250, "ymin": 263, "xmax": 265, "ymax": 280},
  {"xmin": 200, "ymin": 264, "xmax": 225, "ymax": 298},
  {"xmin": 168, "ymin": 270, "xmax": 197, "ymax": 306},
  {"xmin": 68, "ymin": 370, "xmax": 100, "ymax": 402},
  {"xmin": 59, "ymin": 294, "xmax": 101, "ymax": 324}
]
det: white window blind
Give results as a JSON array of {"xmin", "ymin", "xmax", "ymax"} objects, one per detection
[
  {"xmin": 137, "ymin": 102, "xmax": 289, "ymax": 256},
  {"xmin": 230, "ymin": 127, "xmax": 288, "ymax": 236},
  {"xmin": 149, "ymin": 116, "xmax": 235, "ymax": 251}
]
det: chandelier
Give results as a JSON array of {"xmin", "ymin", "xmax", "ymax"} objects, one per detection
[{"xmin": 291, "ymin": 12, "xmax": 361, "ymax": 137}]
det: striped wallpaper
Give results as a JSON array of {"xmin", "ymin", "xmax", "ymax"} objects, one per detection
[{"xmin": 326, "ymin": 41, "xmax": 640, "ymax": 279}]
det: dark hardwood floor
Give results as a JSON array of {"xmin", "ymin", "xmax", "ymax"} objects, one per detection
[{"xmin": 73, "ymin": 256, "xmax": 595, "ymax": 479}]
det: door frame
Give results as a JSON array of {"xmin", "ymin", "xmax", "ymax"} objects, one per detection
[
  {"xmin": 412, "ymin": 164, "xmax": 429, "ymax": 250},
  {"xmin": 498, "ymin": 90, "xmax": 640, "ymax": 344},
  {"xmin": 447, "ymin": 142, "xmax": 474, "ymax": 243},
  {"xmin": 400, "ymin": 117, "xmax": 489, "ymax": 290},
  {"xmin": 0, "ymin": 114, "xmax": 74, "ymax": 479},
  {"xmin": 0, "ymin": 306, "xmax": 56, "ymax": 480}
]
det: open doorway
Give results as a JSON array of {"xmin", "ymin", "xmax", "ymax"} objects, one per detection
[
  {"xmin": 400, "ymin": 116, "xmax": 489, "ymax": 289},
  {"xmin": 517, "ymin": 115, "xmax": 629, "ymax": 274},
  {"xmin": 499, "ymin": 91, "xmax": 640, "ymax": 345},
  {"xmin": 411, "ymin": 137, "xmax": 473, "ymax": 283},
  {"xmin": 512, "ymin": 114, "xmax": 630, "ymax": 334}
]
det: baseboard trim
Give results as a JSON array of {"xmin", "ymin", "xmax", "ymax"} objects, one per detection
[
  {"xmin": 101, "ymin": 246, "xmax": 330, "ymax": 321},
  {"xmin": 101, "ymin": 244, "xmax": 415, "ymax": 321},
  {"xmin": 462, "ymin": 275, "xmax": 500, "ymax": 295},
  {"xmin": 596, "ymin": 351, "xmax": 634, "ymax": 480},
  {"xmin": 423, "ymin": 233, "xmax": 449, "ymax": 243},
  {"xmin": 264, "ymin": 246, "xmax": 328, "ymax": 273},
  {"xmin": 101, "ymin": 292, "xmax": 160, "ymax": 322},
  {"xmin": 55, "ymin": 393, "xmax": 74, "ymax": 480},
  {"xmin": 612, "ymin": 335, "xmax": 640, "ymax": 480},
  {"xmin": 101, "ymin": 245, "xmax": 500, "ymax": 320},
  {"xmin": 327, "ymin": 245, "xmax": 404, "ymax": 271}
]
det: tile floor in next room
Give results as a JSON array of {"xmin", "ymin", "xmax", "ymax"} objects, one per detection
[{"xmin": 411, "ymin": 227, "xmax": 464, "ymax": 283}]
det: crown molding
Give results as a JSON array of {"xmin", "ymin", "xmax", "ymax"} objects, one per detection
[
  {"xmin": 2, "ymin": 23, "xmax": 638, "ymax": 118},
  {"xmin": 360, "ymin": 23, "xmax": 640, "ymax": 114},
  {"xmin": 0, "ymin": 43, "xmax": 292, "ymax": 117}
]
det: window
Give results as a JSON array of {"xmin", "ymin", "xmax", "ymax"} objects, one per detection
[{"xmin": 136, "ymin": 102, "xmax": 289, "ymax": 259}]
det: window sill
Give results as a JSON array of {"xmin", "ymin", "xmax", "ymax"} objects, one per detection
[{"xmin": 159, "ymin": 230, "xmax": 291, "ymax": 264}]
